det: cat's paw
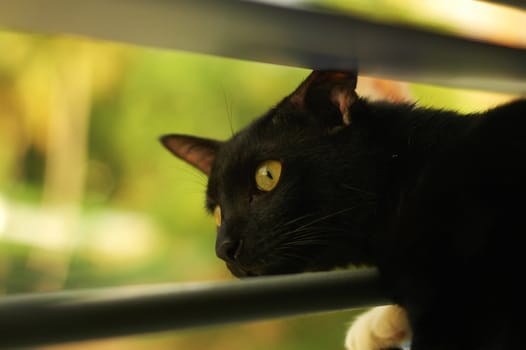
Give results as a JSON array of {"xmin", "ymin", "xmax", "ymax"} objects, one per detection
[{"xmin": 345, "ymin": 305, "xmax": 410, "ymax": 350}]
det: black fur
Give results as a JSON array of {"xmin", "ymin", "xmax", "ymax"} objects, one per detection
[{"xmin": 162, "ymin": 71, "xmax": 526, "ymax": 350}]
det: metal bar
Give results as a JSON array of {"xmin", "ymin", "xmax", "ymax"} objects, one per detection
[
  {"xmin": 482, "ymin": 0, "xmax": 526, "ymax": 10},
  {"xmin": 0, "ymin": 0, "xmax": 525, "ymax": 92},
  {"xmin": 0, "ymin": 269, "xmax": 386, "ymax": 348}
]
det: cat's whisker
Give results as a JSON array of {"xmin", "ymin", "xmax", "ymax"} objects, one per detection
[
  {"xmin": 340, "ymin": 184, "xmax": 377, "ymax": 197},
  {"xmin": 270, "ymin": 227, "xmax": 349, "ymax": 253},
  {"xmin": 222, "ymin": 89, "xmax": 235, "ymax": 136},
  {"xmin": 273, "ymin": 251, "xmax": 312, "ymax": 264},
  {"xmin": 279, "ymin": 238, "xmax": 331, "ymax": 248},
  {"xmin": 279, "ymin": 212, "xmax": 319, "ymax": 229},
  {"xmin": 172, "ymin": 164, "xmax": 208, "ymax": 188},
  {"xmin": 282, "ymin": 232, "xmax": 343, "ymax": 246},
  {"xmin": 279, "ymin": 227, "xmax": 347, "ymax": 242},
  {"xmin": 267, "ymin": 206, "xmax": 362, "ymax": 254},
  {"xmin": 267, "ymin": 207, "xmax": 363, "ymax": 250},
  {"xmin": 286, "ymin": 206, "xmax": 361, "ymax": 234}
]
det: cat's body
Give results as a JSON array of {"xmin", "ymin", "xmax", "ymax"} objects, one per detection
[{"xmin": 162, "ymin": 71, "xmax": 526, "ymax": 350}]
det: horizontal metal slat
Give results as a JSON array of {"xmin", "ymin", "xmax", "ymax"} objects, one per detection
[
  {"xmin": 0, "ymin": 269, "xmax": 387, "ymax": 348},
  {"xmin": 0, "ymin": 0, "xmax": 525, "ymax": 92}
]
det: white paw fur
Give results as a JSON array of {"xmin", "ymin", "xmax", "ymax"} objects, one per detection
[{"xmin": 345, "ymin": 305, "xmax": 410, "ymax": 350}]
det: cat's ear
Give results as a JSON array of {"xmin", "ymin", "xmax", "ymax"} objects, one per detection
[
  {"xmin": 160, "ymin": 134, "xmax": 221, "ymax": 176},
  {"xmin": 289, "ymin": 70, "xmax": 357, "ymax": 125}
]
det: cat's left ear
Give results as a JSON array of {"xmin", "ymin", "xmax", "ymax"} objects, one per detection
[
  {"xmin": 160, "ymin": 134, "xmax": 222, "ymax": 176},
  {"xmin": 289, "ymin": 70, "xmax": 357, "ymax": 125}
]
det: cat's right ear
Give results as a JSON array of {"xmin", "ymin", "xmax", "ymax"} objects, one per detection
[
  {"xmin": 160, "ymin": 134, "xmax": 221, "ymax": 176},
  {"xmin": 288, "ymin": 70, "xmax": 358, "ymax": 125}
]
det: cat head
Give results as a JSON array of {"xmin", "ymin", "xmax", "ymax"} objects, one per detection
[{"xmin": 161, "ymin": 70, "xmax": 378, "ymax": 277}]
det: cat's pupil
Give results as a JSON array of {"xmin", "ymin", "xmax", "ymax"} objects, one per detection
[{"xmin": 266, "ymin": 170, "xmax": 273, "ymax": 180}]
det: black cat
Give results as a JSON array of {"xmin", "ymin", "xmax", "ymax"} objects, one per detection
[{"xmin": 161, "ymin": 71, "xmax": 526, "ymax": 350}]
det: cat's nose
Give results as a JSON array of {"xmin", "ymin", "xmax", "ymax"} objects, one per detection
[{"xmin": 216, "ymin": 239, "xmax": 242, "ymax": 263}]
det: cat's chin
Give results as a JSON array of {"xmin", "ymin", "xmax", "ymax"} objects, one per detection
[
  {"xmin": 227, "ymin": 264, "xmax": 273, "ymax": 278},
  {"xmin": 226, "ymin": 263, "xmax": 257, "ymax": 278},
  {"xmin": 226, "ymin": 262, "xmax": 311, "ymax": 278}
]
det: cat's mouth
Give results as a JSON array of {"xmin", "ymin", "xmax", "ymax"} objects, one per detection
[
  {"xmin": 226, "ymin": 263, "xmax": 263, "ymax": 278},
  {"xmin": 226, "ymin": 261, "xmax": 309, "ymax": 278}
]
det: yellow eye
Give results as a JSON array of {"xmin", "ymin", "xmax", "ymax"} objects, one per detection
[
  {"xmin": 213, "ymin": 205, "xmax": 222, "ymax": 227},
  {"xmin": 255, "ymin": 160, "xmax": 282, "ymax": 192}
]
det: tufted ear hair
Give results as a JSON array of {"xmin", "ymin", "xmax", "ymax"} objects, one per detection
[
  {"xmin": 288, "ymin": 70, "xmax": 358, "ymax": 125},
  {"xmin": 160, "ymin": 134, "xmax": 222, "ymax": 176}
]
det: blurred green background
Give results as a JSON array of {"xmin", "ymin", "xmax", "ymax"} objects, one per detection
[{"xmin": 0, "ymin": 1, "xmax": 520, "ymax": 349}]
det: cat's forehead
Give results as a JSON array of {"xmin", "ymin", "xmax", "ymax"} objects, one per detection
[
  {"xmin": 214, "ymin": 98, "xmax": 328, "ymax": 173},
  {"xmin": 213, "ymin": 110, "xmax": 289, "ymax": 173},
  {"xmin": 219, "ymin": 118, "xmax": 275, "ymax": 163},
  {"xmin": 245, "ymin": 104, "xmax": 313, "ymax": 136}
]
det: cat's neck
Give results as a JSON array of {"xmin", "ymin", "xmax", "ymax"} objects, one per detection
[
  {"xmin": 352, "ymin": 100, "xmax": 481, "ymax": 253},
  {"xmin": 360, "ymin": 100, "xmax": 479, "ymax": 161}
]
